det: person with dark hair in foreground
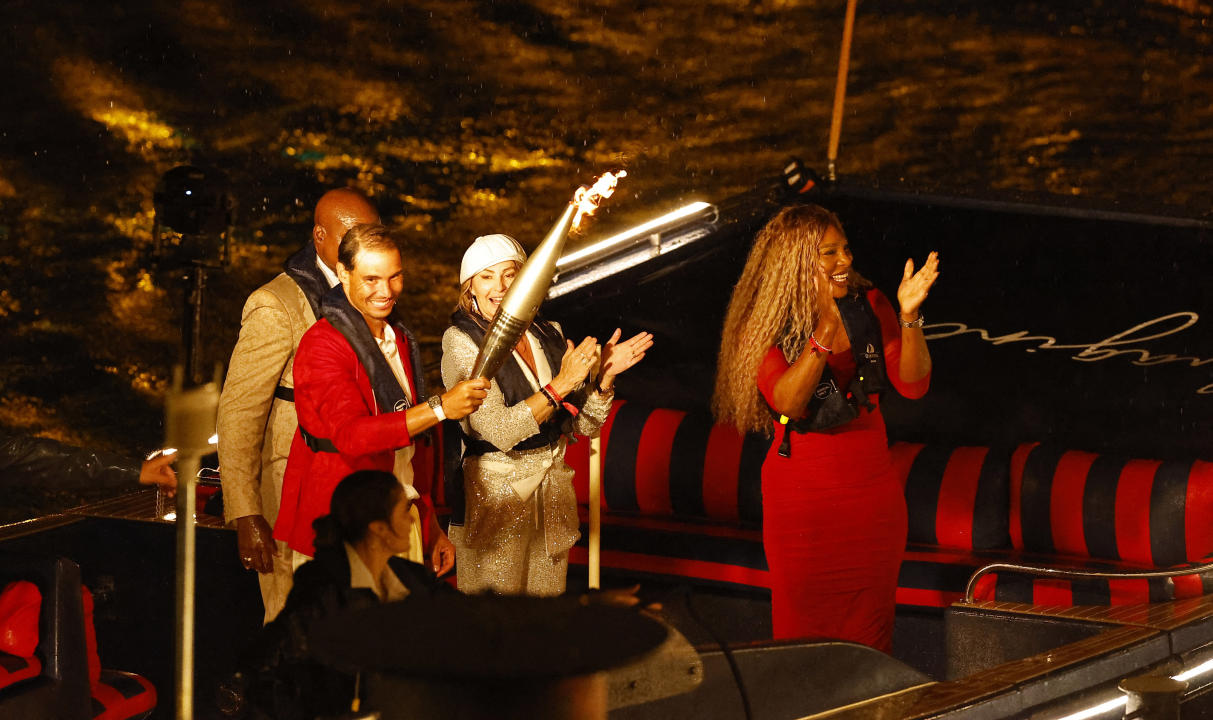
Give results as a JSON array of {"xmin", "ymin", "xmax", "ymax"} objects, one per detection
[{"xmin": 228, "ymin": 469, "xmax": 454, "ymax": 720}]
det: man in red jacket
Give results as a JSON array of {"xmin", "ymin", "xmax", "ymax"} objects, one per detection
[{"xmin": 275, "ymin": 223, "xmax": 489, "ymax": 567}]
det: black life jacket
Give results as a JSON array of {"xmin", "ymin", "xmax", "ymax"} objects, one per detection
[
  {"xmin": 449, "ymin": 309, "xmax": 582, "ymax": 456},
  {"xmin": 282, "ymin": 243, "xmax": 331, "ymax": 320},
  {"xmin": 771, "ymin": 291, "xmax": 889, "ymax": 458}
]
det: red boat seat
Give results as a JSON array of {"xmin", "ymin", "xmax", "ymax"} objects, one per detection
[{"xmin": 0, "ymin": 553, "xmax": 156, "ymax": 720}]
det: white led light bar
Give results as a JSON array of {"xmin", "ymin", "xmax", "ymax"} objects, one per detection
[{"xmin": 556, "ymin": 201, "xmax": 714, "ymax": 270}]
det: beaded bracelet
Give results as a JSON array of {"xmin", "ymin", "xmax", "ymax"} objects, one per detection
[{"xmin": 808, "ymin": 333, "xmax": 832, "ymax": 354}]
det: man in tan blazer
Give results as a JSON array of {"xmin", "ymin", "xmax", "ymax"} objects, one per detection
[{"xmin": 218, "ymin": 188, "xmax": 379, "ymax": 622}]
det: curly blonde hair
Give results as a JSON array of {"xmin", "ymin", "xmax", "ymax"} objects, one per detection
[{"xmin": 711, "ymin": 205, "xmax": 870, "ymax": 434}]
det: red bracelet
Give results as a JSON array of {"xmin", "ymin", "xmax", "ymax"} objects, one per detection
[
  {"xmin": 808, "ymin": 333, "xmax": 832, "ymax": 355},
  {"xmin": 544, "ymin": 383, "xmax": 580, "ymax": 417}
]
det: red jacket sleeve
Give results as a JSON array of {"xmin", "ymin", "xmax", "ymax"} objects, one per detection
[
  {"xmin": 294, "ymin": 324, "xmax": 414, "ymax": 456},
  {"xmin": 868, "ymin": 288, "xmax": 930, "ymax": 400}
]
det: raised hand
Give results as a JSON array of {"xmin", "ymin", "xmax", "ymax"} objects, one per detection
[
  {"xmin": 554, "ymin": 336, "xmax": 600, "ymax": 395},
  {"xmin": 811, "ymin": 263, "xmax": 843, "ymax": 348},
  {"xmin": 897, "ymin": 251, "xmax": 940, "ymax": 321},
  {"xmin": 598, "ymin": 329, "xmax": 654, "ymax": 390}
]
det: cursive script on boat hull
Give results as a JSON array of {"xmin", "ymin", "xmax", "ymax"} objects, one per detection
[{"xmin": 924, "ymin": 312, "xmax": 1212, "ymax": 395}]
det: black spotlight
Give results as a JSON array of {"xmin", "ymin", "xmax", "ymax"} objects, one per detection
[
  {"xmin": 152, "ymin": 165, "xmax": 235, "ymax": 266},
  {"xmin": 151, "ymin": 165, "xmax": 235, "ymax": 383},
  {"xmin": 154, "ymin": 165, "xmax": 233, "ymax": 236}
]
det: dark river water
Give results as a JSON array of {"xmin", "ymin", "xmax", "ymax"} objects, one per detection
[{"xmin": 0, "ymin": 0, "xmax": 1209, "ymax": 515}]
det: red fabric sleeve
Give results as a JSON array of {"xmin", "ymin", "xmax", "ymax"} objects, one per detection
[
  {"xmin": 868, "ymin": 288, "xmax": 930, "ymax": 399},
  {"xmin": 295, "ymin": 323, "xmax": 413, "ymax": 454},
  {"xmin": 756, "ymin": 346, "xmax": 791, "ymax": 411}
]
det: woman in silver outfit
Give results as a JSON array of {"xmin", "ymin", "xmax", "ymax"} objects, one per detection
[{"xmin": 441, "ymin": 234, "xmax": 652, "ymax": 595}]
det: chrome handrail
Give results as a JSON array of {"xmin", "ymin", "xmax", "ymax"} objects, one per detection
[{"xmin": 963, "ymin": 560, "xmax": 1213, "ymax": 603}]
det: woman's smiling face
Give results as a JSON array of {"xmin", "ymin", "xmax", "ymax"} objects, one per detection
[
  {"xmin": 470, "ymin": 260, "xmax": 519, "ymax": 319},
  {"xmin": 817, "ymin": 225, "xmax": 853, "ymax": 298}
]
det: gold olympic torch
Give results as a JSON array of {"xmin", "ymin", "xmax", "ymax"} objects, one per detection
[{"xmin": 470, "ymin": 171, "xmax": 625, "ymax": 380}]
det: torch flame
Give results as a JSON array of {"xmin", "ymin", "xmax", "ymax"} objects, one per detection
[{"xmin": 572, "ymin": 170, "xmax": 627, "ymax": 230}]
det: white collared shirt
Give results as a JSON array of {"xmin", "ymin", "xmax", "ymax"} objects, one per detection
[
  {"xmin": 345, "ymin": 543, "xmax": 409, "ymax": 603},
  {"xmin": 376, "ymin": 324, "xmax": 415, "ymax": 405},
  {"xmin": 316, "ymin": 255, "xmax": 339, "ymax": 288},
  {"xmin": 375, "ymin": 324, "xmax": 419, "ymax": 506}
]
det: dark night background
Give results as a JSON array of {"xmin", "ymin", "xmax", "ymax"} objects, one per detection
[{"xmin": 0, "ymin": 0, "xmax": 1210, "ymax": 519}]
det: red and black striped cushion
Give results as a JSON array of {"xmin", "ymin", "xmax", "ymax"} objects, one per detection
[
  {"xmin": 0, "ymin": 650, "xmax": 41, "ymax": 690},
  {"xmin": 1010, "ymin": 443, "xmax": 1213, "ymax": 565},
  {"xmin": 91, "ymin": 669, "xmax": 156, "ymax": 720},
  {"xmin": 892, "ymin": 443, "xmax": 1011, "ymax": 551},
  {"xmin": 569, "ymin": 402, "xmax": 767, "ymax": 524}
]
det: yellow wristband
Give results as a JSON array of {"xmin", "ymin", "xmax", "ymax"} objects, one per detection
[{"xmin": 779, "ymin": 415, "xmax": 790, "ymax": 425}]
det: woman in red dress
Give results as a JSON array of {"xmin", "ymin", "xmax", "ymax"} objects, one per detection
[{"xmin": 713, "ymin": 204, "xmax": 939, "ymax": 652}]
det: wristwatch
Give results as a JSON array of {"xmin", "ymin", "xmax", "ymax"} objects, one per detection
[{"xmin": 426, "ymin": 395, "xmax": 446, "ymax": 422}]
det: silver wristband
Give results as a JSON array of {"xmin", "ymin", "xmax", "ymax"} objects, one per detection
[{"xmin": 899, "ymin": 312, "xmax": 925, "ymax": 329}]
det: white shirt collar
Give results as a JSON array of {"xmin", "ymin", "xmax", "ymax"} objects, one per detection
[
  {"xmin": 345, "ymin": 543, "xmax": 409, "ymax": 603},
  {"xmin": 316, "ymin": 255, "xmax": 339, "ymax": 288}
]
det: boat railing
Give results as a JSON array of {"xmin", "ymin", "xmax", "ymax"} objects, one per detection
[{"xmin": 963, "ymin": 560, "xmax": 1213, "ymax": 603}]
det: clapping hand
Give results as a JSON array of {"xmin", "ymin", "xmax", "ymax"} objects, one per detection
[
  {"xmin": 598, "ymin": 329, "xmax": 654, "ymax": 390},
  {"xmin": 897, "ymin": 251, "xmax": 940, "ymax": 321}
]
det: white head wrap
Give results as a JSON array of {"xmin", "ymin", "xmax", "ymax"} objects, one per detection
[{"xmin": 459, "ymin": 234, "xmax": 527, "ymax": 285}]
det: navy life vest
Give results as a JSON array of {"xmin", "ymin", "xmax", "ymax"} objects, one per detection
[
  {"xmin": 770, "ymin": 291, "xmax": 889, "ymax": 457},
  {"xmin": 449, "ymin": 309, "xmax": 584, "ymax": 456}
]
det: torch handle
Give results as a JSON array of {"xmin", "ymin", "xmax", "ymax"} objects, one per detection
[{"xmin": 470, "ymin": 309, "xmax": 533, "ymax": 380}]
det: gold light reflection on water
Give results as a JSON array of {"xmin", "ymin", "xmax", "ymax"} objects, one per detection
[
  {"xmin": 0, "ymin": 397, "xmax": 87, "ymax": 446},
  {"xmin": 104, "ymin": 259, "xmax": 174, "ymax": 343},
  {"xmin": 0, "ymin": 290, "xmax": 20, "ymax": 318},
  {"xmin": 51, "ymin": 58, "xmax": 185, "ymax": 158},
  {"xmin": 105, "ymin": 209, "xmax": 156, "ymax": 244},
  {"xmin": 92, "ymin": 110, "xmax": 182, "ymax": 152},
  {"xmin": 280, "ymin": 129, "xmax": 386, "ymax": 194},
  {"xmin": 99, "ymin": 363, "xmax": 167, "ymax": 398},
  {"xmin": 342, "ymin": 83, "xmax": 414, "ymax": 125}
]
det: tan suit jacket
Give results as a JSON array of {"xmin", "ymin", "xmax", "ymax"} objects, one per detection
[{"xmin": 218, "ymin": 272, "xmax": 317, "ymax": 526}]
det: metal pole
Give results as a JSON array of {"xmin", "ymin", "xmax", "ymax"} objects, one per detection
[
  {"xmin": 164, "ymin": 366, "xmax": 220, "ymax": 720},
  {"xmin": 588, "ymin": 436, "xmax": 602, "ymax": 590},
  {"xmin": 174, "ymin": 451, "xmax": 198, "ymax": 720},
  {"xmin": 827, "ymin": 0, "xmax": 859, "ymax": 182},
  {"xmin": 188, "ymin": 263, "xmax": 207, "ymax": 385}
]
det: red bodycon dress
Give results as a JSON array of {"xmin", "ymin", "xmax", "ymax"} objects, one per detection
[{"xmin": 756, "ymin": 288, "xmax": 929, "ymax": 652}]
